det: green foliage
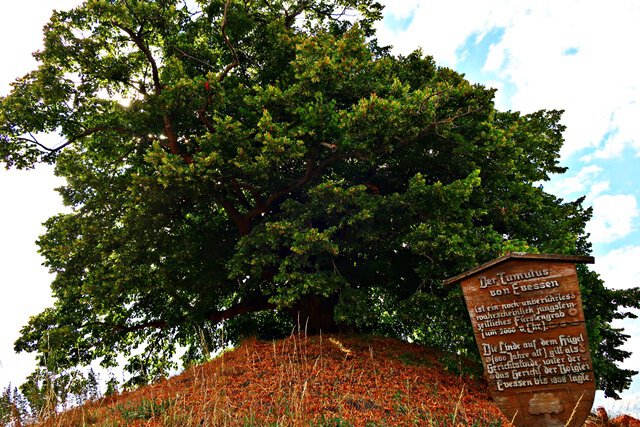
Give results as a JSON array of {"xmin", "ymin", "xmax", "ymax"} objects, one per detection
[
  {"xmin": 0, "ymin": 368, "xmax": 102, "ymax": 425},
  {"xmin": 1, "ymin": 384, "xmax": 29, "ymax": 426},
  {"xmin": 312, "ymin": 415, "xmax": 355, "ymax": 426},
  {"xmin": 117, "ymin": 398, "xmax": 173, "ymax": 421},
  {"xmin": 1, "ymin": 0, "xmax": 638, "ymax": 402},
  {"xmin": 578, "ymin": 264, "xmax": 640, "ymax": 398},
  {"xmin": 18, "ymin": 366, "xmax": 102, "ymax": 419}
]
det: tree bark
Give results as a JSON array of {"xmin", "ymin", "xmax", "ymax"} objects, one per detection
[{"xmin": 289, "ymin": 294, "xmax": 339, "ymax": 334}]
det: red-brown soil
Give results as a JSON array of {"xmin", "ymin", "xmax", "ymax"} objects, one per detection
[
  {"xmin": 28, "ymin": 334, "xmax": 639, "ymax": 426},
  {"xmin": 34, "ymin": 334, "xmax": 511, "ymax": 426},
  {"xmin": 611, "ymin": 415, "xmax": 640, "ymax": 427}
]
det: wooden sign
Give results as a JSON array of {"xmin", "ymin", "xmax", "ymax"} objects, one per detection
[{"xmin": 444, "ymin": 253, "xmax": 595, "ymax": 427}]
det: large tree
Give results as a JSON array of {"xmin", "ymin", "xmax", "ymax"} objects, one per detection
[{"xmin": 1, "ymin": 0, "xmax": 638, "ymax": 396}]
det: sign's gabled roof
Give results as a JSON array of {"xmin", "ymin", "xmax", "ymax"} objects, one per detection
[{"xmin": 442, "ymin": 252, "xmax": 595, "ymax": 286}]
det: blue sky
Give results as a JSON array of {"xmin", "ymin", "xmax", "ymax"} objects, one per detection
[
  {"xmin": 376, "ymin": 0, "xmax": 640, "ymax": 414},
  {"xmin": 0, "ymin": 0, "xmax": 639, "ymax": 418}
]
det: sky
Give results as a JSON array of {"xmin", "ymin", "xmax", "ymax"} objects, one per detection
[
  {"xmin": 0, "ymin": 0, "xmax": 639, "ymax": 417},
  {"xmin": 0, "ymin": 0, "xmax": 82, "ymax": 389}
]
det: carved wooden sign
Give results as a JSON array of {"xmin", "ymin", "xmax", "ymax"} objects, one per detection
[{"xmin": 444, "ymin": 253, "xmax": 595, "ymax": 427}]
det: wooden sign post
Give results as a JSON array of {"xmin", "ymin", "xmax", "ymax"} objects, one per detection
[{"xmin": 444, "ymin": 253, "xmax": 596, "ymax": 427}]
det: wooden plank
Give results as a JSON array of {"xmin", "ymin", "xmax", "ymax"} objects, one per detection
[
  {"xmin": 454, "ymin": 255, "xmax": 595, "ymax": 426},
  {"xmin": 443, "ymin": 253, "xmax": 594, "ymax": 286}
]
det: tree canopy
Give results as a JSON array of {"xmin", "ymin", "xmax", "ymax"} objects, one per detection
[{"xmin": 1, "ymin": 0, "xmax": 638, "ymax": 397}]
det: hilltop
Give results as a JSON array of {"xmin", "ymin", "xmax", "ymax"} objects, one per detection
[
  {"xmin": 26, "ymin": 333, "xmax": 638, "ymax": 426},
  {"xmin": 33, "ymin": 334, "xmax": 509, "ymax": 426}
]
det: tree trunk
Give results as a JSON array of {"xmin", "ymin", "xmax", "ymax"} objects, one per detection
[{"xmin": 289, "ymin": 294, "xmax": 339, "ymax": 334}]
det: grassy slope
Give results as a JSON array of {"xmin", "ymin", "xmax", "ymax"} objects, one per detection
[{"xmin": 34, "ymin": 334, "xmax": 515, "ymax": 426}]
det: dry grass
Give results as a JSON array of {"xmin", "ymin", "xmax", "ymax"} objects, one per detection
[{"xmin": 31, "ymin": 334, "xmax": 512, "ymax": 426}]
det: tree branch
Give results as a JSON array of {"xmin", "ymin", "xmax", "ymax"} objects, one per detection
[
  {"xmin": 220, "ymin": 197, "xmax": 252, "ymax": 235},
  {"xmin": 229, "ymin": 179, "xmax": 258, "ymax": 211},
  {"xmin": 83, "ymin": 319, "xmax": 168, "ymax": 333},
  {"xmin": 82, "ymin": 296, "xmax": 276, "ymax": 333},
  {"xmin": 197, "ymin": 89, "xmax": 216, "ymax": 134},
  {"xmin": 114, "ymin": 23, "xmax": 162, "ymax": 96},
  {"xmin": 114, "ymin": 22, "xmax": 192, "ymax": 163},
  {"xmin": 18, "ymin": 126, "xmax": 131, "ymax": 154},
  {"xmin": 221, "ymin": 106, "xmax": 480, "ymax": 236},
  {"xmin": 207, "ymin": 296, "xmax": 276, "ymax": 323},
  {"xmin": 243, "ymin": 152, "xmax": 345, "ymax": 223},
  {"xmin": 173, "ymin": 46, "xmax": 215, "ymax": 70},
  {"xmin": 218, "ymin": 0, "xmax": 240, "ymax": 82},
  {"xmin": 284, "ymin": 0, "xmax": 308, "ymax": 27},
  {"xmin": 393, "ymin": 106, "xmax": 481, "ymax": 149}
]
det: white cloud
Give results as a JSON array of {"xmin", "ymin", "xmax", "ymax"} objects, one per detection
[
  {"xmin": 594, "ymin": 246, "xmax": 640, "ymax": 290},
  {"xmin": 586, "ymin": 194, "xmax": 639, "ymax": 244},
  {"xmin": 587, "ymin": 181, "xmax": 611, "ymax": 199},
  {"xmin": 482, "ymin": 79, "xmax": 510, "ymax": 111},
  {"xmin": 482, "ymin": 40, "xmax": 507, "ymax": 74},
  {"xmin": 378, "ymin": 0, "xmax": 640, "ymax": 160},
  {"xmin": 591, "ymin": 100, "xmax": 640, "ymax": 159},
  {"xmin": 377, "ymin": 0, "xmax": 515, "ymax": 65},
  {"xmin": 544, "ymin": 165, "xmax": 603, "ymax": 198},
  {"xmin": 0, "ymin": 166, "xmax": 64, "ymax": 388},
  {"xmin": 0, "ymin": 0, "xmax": 81, "ymax": 390},
  {"xmin": 481, "ymin": 1, "xmax": 640, "ymax": 158},
  {"xmin": 594, "ymin": 391, "xmax": 640, "ymax": 419},
  {"xmin": 380, "ymin": 0, "xmax": 418, "ymax": 21},
  {"xmin": 0, "ymin": 0, "xmax": 84, "ymax": 95}
]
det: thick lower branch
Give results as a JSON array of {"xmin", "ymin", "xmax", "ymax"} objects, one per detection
[
  {"xmin": 83, "ymin": 319, "xmax": 168, "ymax": 333},
  {"xmin": 84, "ymin": 297, "xmax": 276, "ymax": 333},
  {"xmin": 220, "ymin": 197, "xmax": 252, "ymax": 235},
  {"xmin": 207, "ymin": 296, "xmax": 276, "ymax": 323}
]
